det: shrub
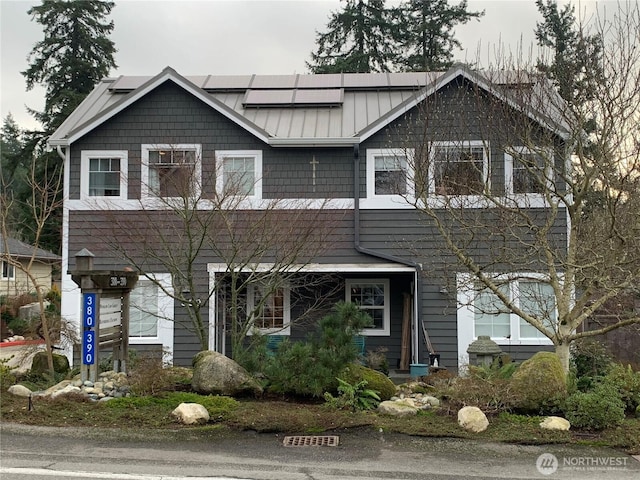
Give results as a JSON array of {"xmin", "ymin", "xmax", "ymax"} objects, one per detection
[
  {"xmin": 127, "ymin": 351, "xmax": 184, "ymax": 396},
  {"xmin": 510, "ymin": 352, "xmax": 567, "ymax": 414},
  {"xmin": 234, "ymin": 334, "xmax": 270, "ymax": 375},
  {"xmin": 0, "ymin": 357, "xmax": 16, "ymax": 389},
  {"xmin": 324, "ymin": 377, "xmax": 380, "ymax": 411},
  {"xmin": 571, "ymin": 338, "xmax": 613, "ymax": 389},
  {"xmin": 564, "ymin": 383, "xmax": 625, "ymax": 430},
  {"xmin": 364, "ymin": 347, "xmax": 389, "ymax": 375},
  {"xmin": 264, "ymin": 301, "xmax": 372, "ymax": 397},
  {"xmin": 443, "ymin": 374, "xmax": 516, "ymax": 415},
  {"xmin": 341, "ymin": 363, "xmax": 396, "ymax": 400},
  {"xmin": 601, "ymin": 363, "xmax": 640, "ymax": 414}
]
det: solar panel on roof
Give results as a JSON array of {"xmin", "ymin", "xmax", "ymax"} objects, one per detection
[
  {"xmin": 243, "ymin": 89, "xmax": 343, "ymax": 107},
  {"xmin": 243, "ymin": 89, "xmax": 295, "ymax": 106}
]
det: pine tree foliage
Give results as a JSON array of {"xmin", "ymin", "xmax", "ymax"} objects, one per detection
[
  {"xmin": 534, "ymin": 0, "xmax": 603, "ymax": 106},
  {"xmin": 15, "ymin": 0, "xmax": 117, "ymax": 252},
  {"xmin": 22, "ymin": 0, "xmax": 117, "ymax": 133},
  {"xmin": 307, "ymin": 0, "xmax": 400, "ymax": 73},
  {"xmin": 397, "ymin": 0, "xmax": 484, "ymax": 71}
]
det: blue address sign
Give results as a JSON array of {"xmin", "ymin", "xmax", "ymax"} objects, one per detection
[
  {"xmin": 82, "ymin": 293, "xmax": 97, "ymax": 365},
  {"xmin": 82, "ymin": 330, "xmax": 96, "ymax": 365},
  {"xmin": 83, "ymin": 293, "xmax": 96, "ymax": 328}
]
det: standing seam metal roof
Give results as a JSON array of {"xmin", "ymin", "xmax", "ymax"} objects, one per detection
[{"xmin": 48, "ymin": 67, "xmax": 570, "ymax": 147}]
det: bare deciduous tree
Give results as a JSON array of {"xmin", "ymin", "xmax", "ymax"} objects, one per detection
[
  {"xmin": 396, "ymin": 3, "xmax": 640, "ymax": 372},
  {"xmin": 1, "ymin": 156, "xmax": 64, "ymax": 374},
  {"xmin": 89, "ymin": 146, "xmax": 343, "ymax": 358}
]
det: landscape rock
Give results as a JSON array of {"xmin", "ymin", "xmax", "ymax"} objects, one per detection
[
  {"xmin": 377, "ymin": 400, "xmax": 418, "ymax": 416},
  {"xmin": 30, "ymin": 352, "xmax": 70, "ymax": 375},
  {"xmin": 8, "ymin": 384, "xmax": 33, "ymax": 397},
  {"xmin": 172, "ymin": 403, "xmax": 210, "ymax": 425},
  {"xmin": 540, "ymin": 416, "xmax": 571, "ymax": 431},
  {"xmin": 50, "ymin": 384, "xmax": 82, "ymax": 399},
  {"xmin": 458, "ymin": 406, "xmax": 489, "ymax": 433},
  {"xmin": 341, "ymin": 364, "xmax": 397, "ymax": 400},
  {"xmin": 191, "ymin": 351, "xmax": 263, "ymax": 396},
  {"xmin": 35, "ymin": 371, "xmax": 130, "ymax": 401}
]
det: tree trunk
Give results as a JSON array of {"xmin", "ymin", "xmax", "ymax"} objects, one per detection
[{"xmin": 555, "ymin": 341, "xmax": 571, "ymax": 374}]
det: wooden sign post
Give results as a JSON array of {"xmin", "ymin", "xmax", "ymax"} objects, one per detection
[{"xmin": 69, "ymin": 249, "xmax": 138, "ymax": 382}]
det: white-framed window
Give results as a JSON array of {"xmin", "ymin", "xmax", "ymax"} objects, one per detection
[
  {"xmin": 430, "ymin": 141, "xmax": 489, "ymax": 196},
  {"xmin": 345, "ymin": 278, "xmax": 390, "ymax": 336},
  {"xmin": 458, "ymin": 273, "xmax": 556, "ymax": 346},
  {"xmin": 366, "ymin": 148, "xmax": 414, "ymax": 200},
  {"xmin": 505, "ymin": 147, "xmax": 552, "ymax": 195},
  {"xmin": 128, "ymin": 274, "xmax": 174, "ymax": 356},
  {"xmin": 141, "ymin": 144, "xmax": 201, "ymax": 198},
  {"xmin": 247, "ymin": 283, "xmax": 290, "ymax": 335},
  {"xmin": 80, "ymin": 150, "xmax": 128, "ymax": 200},
  {"xmin": 215, "ymin": 150, "xmax": 262, "ymax": 199},
  {"xmin": 1, "ymin": 260, "xmax": 15, "ymax": 279}
]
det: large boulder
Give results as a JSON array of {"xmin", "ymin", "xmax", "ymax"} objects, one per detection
[
  {"xmin": 510, "ymin": 351, "xmax": 567, "ymax": 412},
  {"xmin": 341, "ymin": 363, "xmax": 396, "ymax": 400},
  {"xmin": 191, "ymin": 351, "xmax": 263, "ymax": 396},
  {"xmin": 172, "ymin": 403, "xmax": 210, "ymax": 425},
  {"xmin": 30, "ymin": 352, "xmax": 70, "ymax": 375},
  {"xmin": 540, "ymin": 416, "xmax": 571, "ymax": 431},
  {"xmin": 458, "ymin": 406, "xmax": 489, "ymax": 433}
]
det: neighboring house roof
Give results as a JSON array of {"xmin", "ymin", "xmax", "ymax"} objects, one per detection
[
  {"xmin": 0, "ymin": 236, "xmax": 61, "ymax": 262},
  {"xmin": 48, "ymin": 64, "xmax": 570, "ymax": 148}
]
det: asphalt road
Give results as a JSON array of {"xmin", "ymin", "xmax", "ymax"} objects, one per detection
[{"xmin": 1, "ymin": 423, "xmax": 639, "ymax": 480}]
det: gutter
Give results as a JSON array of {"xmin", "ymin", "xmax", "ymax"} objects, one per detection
[{"xmin": 352, "ymin": 144, "xmax": 430, "ymax": 364}]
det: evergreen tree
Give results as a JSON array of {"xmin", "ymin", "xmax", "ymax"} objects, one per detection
[
  {"xmin": 17, "ymin": 0, "xmax": 117, "ymax": 252},
  {"xmin": 1, "ymin": 115, "xmax": 29, "ymax": 239},
  {"xmin": 1, "ymin": 114, "xmax": 26, "ymax": 188},
  {"xmin": 22, "ymin": 0, "xmax": 117, "ymax": 134},
  {"xmin": 397, "ymin": 0, "xmax": 484, "ymax": 72},
  {"xmin": 535, "ymin": 0, "xmax": 603, "ymax": 106},
  {"xmin": 307, "ymin": 0, "xmax": 399, "ymax": 73}
]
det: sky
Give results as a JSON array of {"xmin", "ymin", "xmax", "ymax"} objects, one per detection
[{"xmin": 0, "ymin": 0, "xmax": 601, "ymax": 131}]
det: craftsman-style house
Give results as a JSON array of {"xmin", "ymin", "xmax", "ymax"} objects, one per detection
[{"xmin": 49, "ymin": 65, "xmax": 569, "ymax": 371}]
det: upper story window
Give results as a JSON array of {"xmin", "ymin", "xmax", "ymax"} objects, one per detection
[
  {"xmin": 345, "ymin": 278, "xmax": 390, "ymax": 336},
  {"xmin": 366, "ymin": 148, "xmax": 414, "ymax": 203},
  {"xmin": 141, "ymin": 144, "xmax": 201, "ymax": 198},
  {"xmin": 216, "ymin": 151, "xmax": 262, "ymax": 199},
  {"xmin": 80, "ymin": 150, "xmax": 128, "ymax": 200},
  {"xmin": 430, "ymin": 141, "xmax": 488, "ymax": 196},
  {"xmin": 1, "ymin": 261, "xmax": 15, "ymax": 280},
  {"xmin": 505, "ymin": 147, "xmax": 551, "ymax": 195},
  {"xmin": 247, "ymin": 283, "xmax": 290, "ymax": 335}
]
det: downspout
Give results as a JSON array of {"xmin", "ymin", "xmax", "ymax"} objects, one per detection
[
  {"xmin": 352, "ymin": 144, "xmax": 431, "ymax": 364},
  {"xmin": 56, "ymin": 145, "xmax": 66, "ymax": 162}
]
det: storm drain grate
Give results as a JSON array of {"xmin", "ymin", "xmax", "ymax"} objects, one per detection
[{"xmin": 283, "ymin": 435, "xmax": 340, "ymax": 447}]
